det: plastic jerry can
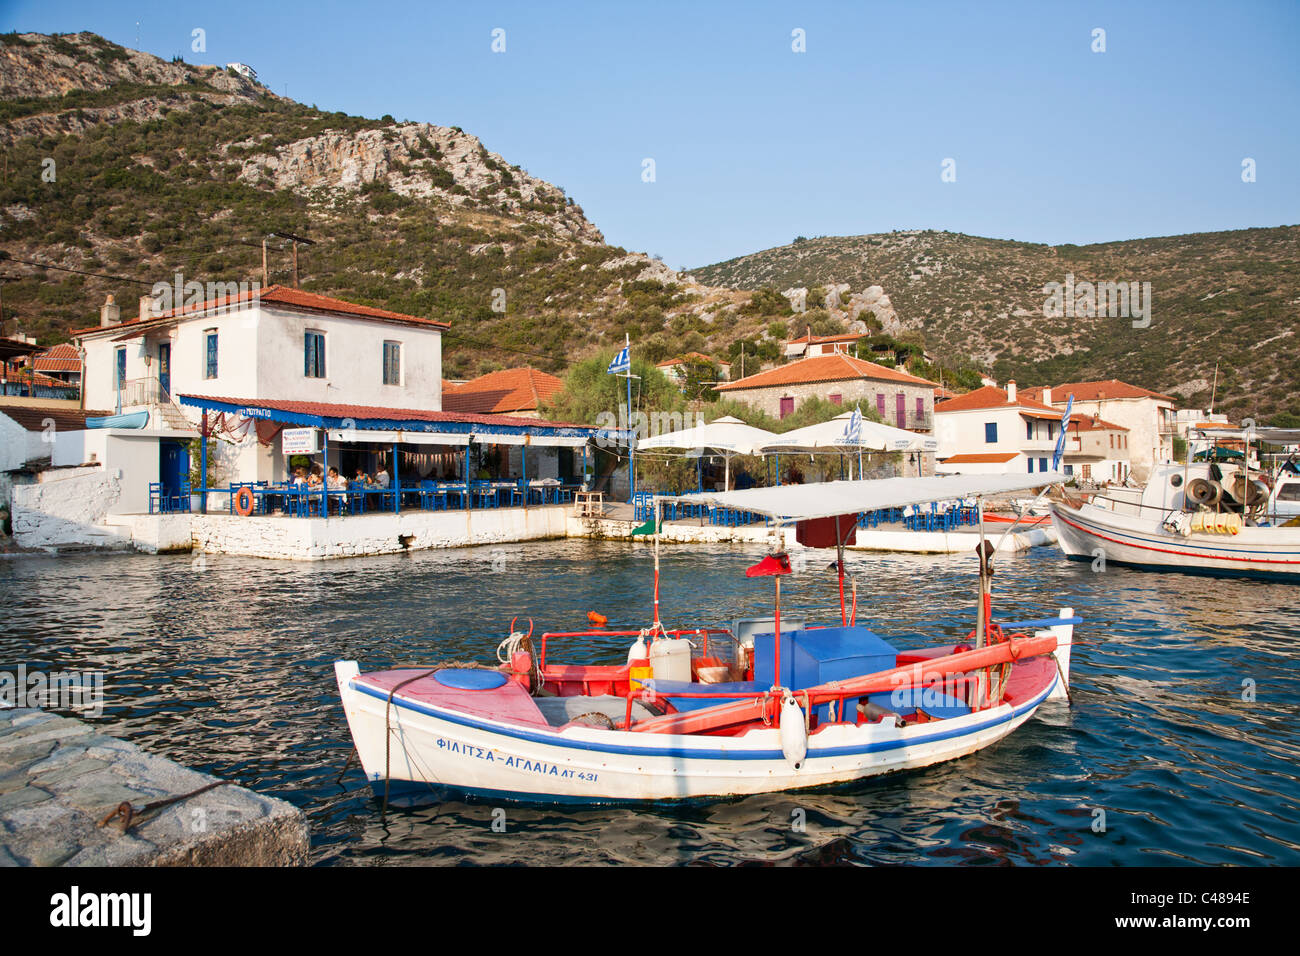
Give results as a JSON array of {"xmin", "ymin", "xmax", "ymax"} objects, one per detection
[{"xmin": 650, "ymin": 638, "xmax": 693, "ymax": 683}]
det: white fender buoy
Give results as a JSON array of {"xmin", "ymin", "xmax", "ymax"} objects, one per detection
[{"xmin": 779, "ymin": 692, "xmax": 807, "ymax": 769}]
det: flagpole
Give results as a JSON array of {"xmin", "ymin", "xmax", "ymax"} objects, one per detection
[{"xmin": 625, "ymin": 332, "xmax": 634, "ymax": 504}]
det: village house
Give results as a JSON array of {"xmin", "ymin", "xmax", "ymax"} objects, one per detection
[
  {"xmin": 783, "ymin": 331, "xmax": 867, "ymax": 361},
  {"xmin": 31, "ymin": 342, "xmax": 83, "ymax": 389},
  {"xmin": 1020, "ymin": 380, "xmax": 1177, "ymax": 483},
  {"xmin": 716, "ymin": 352, "xmax": 939, "ymax": 430},
  {"xmin": 1063, "ymin": 412, "xmax": 1132, "ymax": 483},
  {"xmin": 932, "ymin": 381, "xmax": 1064, "ymax": 475},
  {"xmin": 654, "ymin": 352, "xmax": 727, "ymax": 385},
  {"xmin": 8, "ymin": 286, "xmax": 597, "ymax": 554}
]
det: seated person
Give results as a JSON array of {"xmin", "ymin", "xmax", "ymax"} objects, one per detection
[
  {"xmin": 374, "ymin": 468, "xmax": 391, "ymax": 489},
  {"xmin": 327, "ymin": 467, "xmax": 347, "ymax": 491}
]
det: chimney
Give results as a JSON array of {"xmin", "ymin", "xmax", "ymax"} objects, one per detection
[
  {"xmin": 1006, "ymin": 380, "xmax": 1017, "ymax": 403},
  {"xmin": 139, "ymin": 294, "xmax": 155, "ymax": 321},
  {"xmin": 1043, "ymin": 386, "xmax": 1053, "ymax": 406},
  {"xmin": 100, "ymin": 294, "xmax": 121, "ymax": 327}
]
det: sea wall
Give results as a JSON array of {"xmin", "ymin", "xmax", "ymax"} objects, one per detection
[
  {"xmin": 10, "ymin": 466, "xmax": 131, "ymax": 551},
  {"xmin": 0, "ymin": 709, "xmax": 308, "ymax": 866},
  {"xmin": 193, "ymin": 503, "xmax": 570, "ymax": 560}
]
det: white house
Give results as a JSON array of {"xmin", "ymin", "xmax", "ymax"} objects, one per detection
[
  {"xmin": 1021, "ymin": 380, "xmax": 1177, "ymax": 483},
  {"xmin": 1063, "ymin": 413, "xmax": 1132, "ymax": 483},
  {"xmin": 933, "ymin": 381, "xmax": 1064, "ymax": 475}
]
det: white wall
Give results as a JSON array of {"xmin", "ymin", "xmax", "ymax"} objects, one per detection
[
  {"xmin": 0, "ymin": 414, "xmax": 47, "ymax": 472},
  {"xmin": 11, "ymin": 466, "xmax": 130, "ymax": 549},
  {"xmin": 935, "ymin": 406, "xmax": 1060, "ymax": 474},
  {"xmin": 79, "ymin": 301, "xmax": 444, "ymax": 416}
]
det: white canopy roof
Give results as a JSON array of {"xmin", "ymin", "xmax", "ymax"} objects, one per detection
[
  {"xmin": 759, "ymin": 411, "xmax": 937, "ymax": 453},
  {"xmin": 635, "ymin": 415, "xmax": 776, "ymax": 456},
  {"xmin": 1193, "ymin": 426, "xmax": 1300, "ymax": 446},
  {"xmin": 656, "ymin": 472, "xmax": 1066, "ymax": 521}
]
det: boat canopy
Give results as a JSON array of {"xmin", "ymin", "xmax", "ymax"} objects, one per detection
[
  {"xmin": 655, "ymin": 472, "xmax": 1066, "ymax": 522},
  {"xmin": 1193, "ymin": 426, "xmax": 1300, "ymax": 446}
]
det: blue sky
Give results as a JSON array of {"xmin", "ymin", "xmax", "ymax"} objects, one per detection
[{"xmin": 8, "ymin": 0, "xmax": 1299, "ymax": 268}]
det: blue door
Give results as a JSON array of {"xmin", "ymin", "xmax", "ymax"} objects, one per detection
[
  {"xmin": 160, "ymin": 441, "xmax": 189, "ymax": 508},
  {"xmin": 158, "ymin": 343, "xmax": 171, "ymax": 397}
]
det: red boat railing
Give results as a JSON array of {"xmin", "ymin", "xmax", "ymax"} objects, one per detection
[
  {"xmin": 627, "ymin": 631, "xmax": 1058, "ymax": 735},
  {"xmin": 538, "ymin": 626, "xmax": 734, "ymax": 670}
]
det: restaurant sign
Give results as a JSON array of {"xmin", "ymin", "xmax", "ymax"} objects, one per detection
[{"xmin": 282, "ymin": 427, "xmax": 320, "ymax": 455}]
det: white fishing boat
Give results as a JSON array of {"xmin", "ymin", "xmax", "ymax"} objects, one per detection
[
  {"xmin": 1051, "ymin": 426, "xmax": 1300, "ymax": 580},
  {"xmin": 335, "ymin": 473, "xmax": 1079, "ymax": 805}
]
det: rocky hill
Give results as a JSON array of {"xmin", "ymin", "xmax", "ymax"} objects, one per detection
[
  {"xmin": 692, "ymin": 228, "xmax": 1300, "ymax": 421},
  {"xmin": 0, "ymin": 32, "xmax": 750, "ymax": 380}
]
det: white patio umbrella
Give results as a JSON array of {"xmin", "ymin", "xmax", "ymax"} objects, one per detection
[
  {"xmin": 759, "ymin": 410, "xmax": 937, "ymax": 479},
  {"xmin": 635, "ymin": 415, "xmax": 776, "ymax": 490}
]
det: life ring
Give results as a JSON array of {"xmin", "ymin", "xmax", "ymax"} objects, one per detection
[{"xmin": 233, "ymin": 487, "xmax": 256, "ymax": 516}]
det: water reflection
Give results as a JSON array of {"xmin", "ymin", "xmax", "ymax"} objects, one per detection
[{"xmin": 1, "ymin": 540, "xmax": 1298, "ymax": 866}]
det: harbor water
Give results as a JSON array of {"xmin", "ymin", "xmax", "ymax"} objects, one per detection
[{"xmin": 2, "ymin": 540, "xmax": 1298, "ymax": 866}]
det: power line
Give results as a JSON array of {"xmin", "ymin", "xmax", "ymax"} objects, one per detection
[{"xmin": 0, "ymin": 254, "xmax": 155, "ymax": 286}]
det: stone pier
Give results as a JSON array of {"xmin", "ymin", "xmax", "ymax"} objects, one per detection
[{"xmin": 0, "ymin": 709, "xmax": 309, "ymax": 866}]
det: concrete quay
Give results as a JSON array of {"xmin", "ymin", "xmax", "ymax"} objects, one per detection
[{"xmin": 0, "ymin": 709, "xmax": 308, "ymax": 866}]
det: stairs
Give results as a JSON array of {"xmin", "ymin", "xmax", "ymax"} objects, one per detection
[{"xmin": 148, "ymin": 401, "xmax": 195, "ymax": 432}]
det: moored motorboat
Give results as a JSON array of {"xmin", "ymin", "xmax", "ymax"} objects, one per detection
[
  {"xmin": 1051, "ymin": 426, "xmax": 1300, "ymax": 580},
  {"xmin": 336, "ymin": 473, "xmax": 1080, "ymax": 805}
]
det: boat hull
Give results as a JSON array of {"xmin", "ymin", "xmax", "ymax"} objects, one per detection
[
  {"xmin": 1051, "ymin": 500, "xmax": 1300, "ymax": 580},
  {"xmin": 335, "ymin": 659, "xmax": 1060, "ymax": 805}
]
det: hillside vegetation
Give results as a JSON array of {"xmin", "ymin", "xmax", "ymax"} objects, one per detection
[{"xmin": 692, "ymin": 228, "xmax": 1300, "ymax": 421}]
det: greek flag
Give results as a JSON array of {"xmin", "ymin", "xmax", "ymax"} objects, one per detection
[
  {"xmin": 607, "ymin": 346, "xmax": 630, "ymax": 375},
  {"xmin": 842, "ymin": 406, "xmax": 863, "ymax": 444},
  {"xmin": 1051, "ymin": 395, "xmax": 1074, "ymax": 471}
]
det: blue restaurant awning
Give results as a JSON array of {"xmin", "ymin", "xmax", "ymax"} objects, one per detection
[{"xmin": 178, "ymin": 394, "xmax": 598, "ymax": 447}]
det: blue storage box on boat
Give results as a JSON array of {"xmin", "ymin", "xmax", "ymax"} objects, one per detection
[
  {"xmin": 643, "ymin": 679, "xmax": 760, "ymax": 713},
  {"xmin": 753, "ymin": 626, "xmax": 897, "ymax": 722}
]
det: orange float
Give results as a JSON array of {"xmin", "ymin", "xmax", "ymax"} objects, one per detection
[
  {"xmin": 586, "ymin": 611, "xmax": 608, "ymax": 626},
  {"xmin": 233, "ymin": 487, "xmax": 256, "ymax": 516}
]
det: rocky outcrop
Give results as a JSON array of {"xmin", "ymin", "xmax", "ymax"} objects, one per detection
[{"xmin": 234, "ymin": 123, "xmax": 604, "ymax": 243}]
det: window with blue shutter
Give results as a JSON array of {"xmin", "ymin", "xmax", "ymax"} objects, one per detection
[
  {"xmin": 383, "ymin": 341, "xmax": 401, "ymax": 385},
  {"xmin": 1039, "ymin": 457, "xmax": 1048, "ymax": 472},
  {"xmin": 115, "ymin": 347, "xmax": 126, "ymax": 389},
  {"xmin": 305, "ymin": 331, "xmax": 326, "ymax": 378},
  {"xmin": 204, "ymin": 331, "xmax": 218, "ymax": 379},
  {"xmin": 985, "ymin": 422, "xmax": 997, "ymax": 443},
  {"xmin": 1027, "ymin": 457, "xmax": 1034, "ymax": 473}
]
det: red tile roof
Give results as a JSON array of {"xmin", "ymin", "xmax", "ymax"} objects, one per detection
[
  {"xmin": 1069, "ymin": 413, "xmax": 1129, "ymax": 432},
  {"xmin": 74, "ymin": 285, "xmax": 450, "ymax": 336},
  {"xmin": 656, "ymin": 352, "xmax": 715, "ymax": 367},
  {"xmin": 441, "ymin": 367, "xmax": 564, "ymax": 415},
  {"xmin": 32, "ymin": 342, "xmax": 81, "ymax": 373},
  {"xmin": 178, "ymin": 394, "xmax": 586, "ymax": 431},
  {"xmin": 939, "ymin": 452, "xmax": 1020, "ymax": 464},
  {"xmin": 1022, "ymin": 380, "xmax": 1176, "ymax": 405},
  {"xmin": 932, "ymin": 385, "xmax": 1061, "ymax": 419},
  {"xmin": 786, "ymin": 331, "xmax": 867, "ymax": 346},
  {"xmin": 0, "ymin": 406, "xmax": 111, "ymax": 432},
  {"xmin": 717, "ymin": 353, "xmax": 937, "ymax": 392}
]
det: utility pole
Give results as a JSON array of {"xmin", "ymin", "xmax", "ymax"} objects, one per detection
[
  {"xmin": 274, "ymin": 231, "xmax": 315, "ymax": 288},
  {"xmin": 262, "ymin": 237, "xmax": 269, "ymax": 286}
]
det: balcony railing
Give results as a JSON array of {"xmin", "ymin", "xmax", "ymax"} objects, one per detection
[{"xmin": 116, "ymin": 376, "xmax": 172, "ymax": 409}]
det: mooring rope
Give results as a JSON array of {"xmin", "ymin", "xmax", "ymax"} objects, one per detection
[
  {"xmin": 382, "ymin": 667, "xmax": 440, "ymax": 821},
  {"xmin": 97, "ymin": 779, "xmax": 229, "ymax": 835}
]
